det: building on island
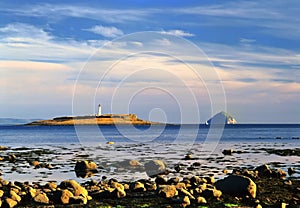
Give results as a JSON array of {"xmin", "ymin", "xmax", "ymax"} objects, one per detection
[{"xmin": 97, "ymin": 104, "xmax": 102, "ymax": 116}]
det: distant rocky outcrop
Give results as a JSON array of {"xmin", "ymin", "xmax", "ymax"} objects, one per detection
[
  {"xmin": 27, "ymin": 114, "xmax": 161, "ymax": 126},
  {"xmin": 205, "ymin": 111, "xmax": 237, "ymax": 125}
]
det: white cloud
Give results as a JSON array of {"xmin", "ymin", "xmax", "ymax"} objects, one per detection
[
  {"xmin": 84, "ymin": 25, "xmax": 124, "ymax": 38},
  {"xmin": 160, "ymin": 30, "xmax": 194, "ymax": 37},
  {"xmin": 0, "ymin": 23, "xmax": 51, "ymax": 41},
  {"xmin": 2, "ymin": 4, "xmax": 150, "ymax": 23}
]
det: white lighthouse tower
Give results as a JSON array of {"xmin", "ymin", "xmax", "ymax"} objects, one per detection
[{"xmin": 97, "ymin": 104, "xmax": 102, "ymax": 116}]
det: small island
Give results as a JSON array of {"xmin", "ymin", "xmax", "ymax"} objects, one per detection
[
  {"xmin": 27, "ymin": 104, "xmax": 161, "ymax": 126},
  {"xmin": 27, "ymin": 114, "xmax": 161, "ymax": 126}
]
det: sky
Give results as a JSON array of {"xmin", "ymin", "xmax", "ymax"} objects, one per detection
[{"xmin": 0, "ymin": 0, "xmax": 299, "ymax": 123}]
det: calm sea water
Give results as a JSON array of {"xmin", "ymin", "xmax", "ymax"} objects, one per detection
[{"xmin": 0, "ymin": 124, "xmax": 299, "ymax": 144}]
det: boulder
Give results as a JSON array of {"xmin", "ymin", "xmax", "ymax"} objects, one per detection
[
  {"xmin": 27, "ymin": 187, "xmax": 37, "ymax": 198},
  {"xmin": 157, "ymin": 185, "xmax": 178, "ymax": 198},
  {"xmin": 272, "ymin": 169, "xmax": 287, "ymax": 178},
  {"xmin": 197, "ymin": 196, "xmax": 207, "ymax": 204},
  {"xmin": 45, "ymin": 182, "xmax": 57, "ymax": 190},
  {"xmin": 3, "ymin": 198, "xmax": 18, "ymax": 208},
  {"xmin": 61, "ymin": 189, "xmax": 74, "ymax": 204},
  {"xmin": 129, "ymin": 160, "xmax": 141, "ymax": 166},
  {"xmin": 75, "ymin": 160, "xmax": 98, "ymax": 172},
  {"xmin": 34, "ymin": 192, "xmax": 49, "ymax": 204},
  {"xmin": 182, "ymin": 196, "xmax": 190, "ymax": 207},
  {"xmin": 222, "ymin": 149, "xmax": 234, "ymax": 155},
  {"xmin": 288, "ymin": 167, "xmax": 296, "ymax": 176},
  {"xmin": 255, "ymin": 164, "xmax": 272, "ymax": 177},
  {"xmin": 60, "ymin": 180, "xmax": 88, "ymax": 198},
  {"xmin": 131, "ymin": 181, "xmax": 146, "ymax": 192},
  {"xmin": 202, "ymin": 188, "xmax": 222, "ymax": 198},
  {"xmin": 112, "ymin": 187, "xmax": 126, "ymax": 198},
  {"xmin": 10, "ymin": 190, "xmax": 21, "ymax": 203},
  {"xmin": 145, "ymin": 160, "xmax": 166, "ymax": 177},
  {"xmin": 155, "ymin": 175, "xmax": 167, "ymax": 185},
  {"xmin": 69, "ymin": 196, "xmax": 88, "ymax": 205},
  {"xmin": 215, "ymin": 175, "xmax": 256, "ymax": 198}
]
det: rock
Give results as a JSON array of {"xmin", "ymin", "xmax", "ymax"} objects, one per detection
[
  {"xmin": 145, "ymin": 160, "xmax": 166, "ymax": 177},
  {"xmin": 131, "ymin": 181, "xmax": 146, "ymax": 192},
  {"xmin": 192, "ymin": 162, "xmax": 201, "ymax": 166},
  {"xmin": 182, "ymin": 196, "xmax": 190, "ymax": 207},
  {"xmin": 69, "ymin": 196, "xmax": 88, "ymax": 205},
  {"xmin": 157, "ymin": 185, "xmax": 178, "ymax": 198},
  {"xmin": 205, "ymin": 176, "xmax": 215, "ymax": 184},
  {"xmin": 183, "ymin": 153, "xmax": 193, "ymax": 160},
  {"xmin": 45, "ymin": 182, "xmax": 57, "ymax": 190},
  {"xmin": 30, "ymin": 161, "xmax": 40, "ymax": 168},
  {"xmin": 60, "ymin": 180, "xmax": 88, "ymax": 197},
  {"xmin": 174, "ymin": 164, "xmax": 183, "ymax": 172},
  {"xmin": 10, "ymin": 190, "xmax": 22, "ymax": 203},
  {"xmin": 202, "ymin": 188, "xmax": 222, "ymax": 198},
  {"xmin": 197, "ymin": 196, "xmax": 207, "ymax": 204},
  {"xmin": 7, "ymin": 154, "xmax": 17, "ymax": 163},
  {"xmin": 0, "ymin": 146, "xmax": 9, "ymax": 151},
  {"xmin": 155, "ymin": 175, "xmax": 167, "ymax": 185},
  {"xmin": 190, "ymin": 176, "xmax": 206, "ymax": 185},
  {"xmin": 178, "ymin": 188, "xmax": 195, "ymax": 200},
  {"xmin": 144, "ymin": 181, "xmax": 157, "ymax": 191},
  {"xmin": 206, "ymin": 111, "xmax": 237, "ymax": 125},
  {"xmin": 175, "ymin": 182, "xmax": 187, "ymax": 190},
  {"xmin": 129, "ymin": 160, "xmax": 141, "ymax": 166},
  {"xmin": 167, "ymin": 177, "xmax": 180, "ymax": 185},
  {"xmin": 272, "ymin": 169, "xmax": 287, "ymax": 178},
  {"xmin": 34, "ymin": 192, "xmax": 49, "ymax": 204},
  {"xmin": 3, "ymin": 198, "xmax": 18, "ymax": 208},
  {"xmin": 222, "ymin": 149, "xmax": 234, "ymax": 155},
  {"xmin": 61, "ymin": 189, "xmax": 74, "ymax": 204},
  {"xmin": 215, "ymin": 175, "xmax": 256, "ymax": 198},
  {"xmin": 75, "ymin": 160, "xmax": 98, "ymax": 172},
  {"xmin": 288, "ymin": 167, "xmax": 296, "ymax": 176},
  {"xmin": 27, "ymin": 187, "xmax": 37, "ymax": 198},
  {"xmin": 106, "ymin": 141, "xmax": 114, "ymax": 145},
  {"xmin": 112, "ymin": 187, "xmax": 126, "ymax": 198},
  {"xmin": 255, "ymin": 164, "xmax": 272, "ymax": 177}
]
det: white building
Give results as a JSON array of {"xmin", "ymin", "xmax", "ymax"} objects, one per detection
[{"xmin": 97, "ymin": 104, "xmax": 102, "ymax": 116}]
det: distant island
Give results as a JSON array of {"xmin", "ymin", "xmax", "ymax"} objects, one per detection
[
  {"xmin": 27, "ymin": 114, "xmax": 161, "ymax": 126},
  {"xmin": 205, "ymin": 111, "xmax": 237, "ymax": 125}
]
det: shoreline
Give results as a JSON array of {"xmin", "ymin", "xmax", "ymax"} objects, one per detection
[{"xmin": 0, "ymin": 144, "xmax": 299, "ymax": 207}]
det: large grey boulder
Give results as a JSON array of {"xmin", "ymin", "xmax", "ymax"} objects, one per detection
[{"xmin": 144, "ymin": 160, "xmax": 166, "ymax": 177}]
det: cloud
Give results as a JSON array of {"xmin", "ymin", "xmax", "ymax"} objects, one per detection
[
  {"xmin": 239, "ymin": 38, "xmax": 256, "ymax": 44},
  {"xmin": 0, "ymin": 23, "xmax": 51, "ymax": 41},
  {"xmin": 160, "ymin": 30, "xmax": 194, "ymax": 37},
  {"xmin": 84, "ymin": 25, "xmax": 124, "ymax": 38},
  {"xmin": 2, "ymin": 3, "xmax": 150, "ymax": 23}
]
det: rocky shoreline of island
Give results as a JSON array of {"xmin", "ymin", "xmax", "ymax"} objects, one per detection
[
  {"xmin": 0, "ymin": 145, "xmax": 299, "ymax": 207},
  {"xmin": 26, "ymin": 114, "xmax": 163, "ymax": 126}
]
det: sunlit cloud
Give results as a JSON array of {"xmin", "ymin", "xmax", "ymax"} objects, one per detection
[
  {"xmin": 160, "ymin": 30, "xmax": 194, "ymax": 37},
  {"xmin": 84, "ymin": 25, "xmax": 124, "ymax": 38}
]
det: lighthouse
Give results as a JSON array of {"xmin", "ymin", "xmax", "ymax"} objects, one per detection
[{"xmin": 97, "ymin": 104, "xmax": 102, "ymax": 116}]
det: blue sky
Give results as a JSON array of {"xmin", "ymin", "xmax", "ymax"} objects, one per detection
[{"xmin": 0, "ymin": 0, "xmax": 299, "ymax": 123}]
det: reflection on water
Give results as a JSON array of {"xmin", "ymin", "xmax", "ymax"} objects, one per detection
[{"xmin": 0, "ymin": 141, "xmax": 299, "ymax": 184}]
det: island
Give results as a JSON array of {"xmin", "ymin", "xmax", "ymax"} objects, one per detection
[
  {"xmin": 27, "ymin": 114, "xmax": 162, "ymax": 126},
  {"xmin": 205, "ymin": 111, "xmax": 237, "ymax": 125}
]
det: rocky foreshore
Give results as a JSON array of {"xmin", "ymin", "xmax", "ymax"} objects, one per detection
[{"xmin": 0, "ymin": 145, "xmax": 299, "ymax": 207}]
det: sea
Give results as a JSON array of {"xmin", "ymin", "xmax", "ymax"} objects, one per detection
[{"xmin": 0, "ymin": 124, "xmax": 299, "ymax": 183}]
